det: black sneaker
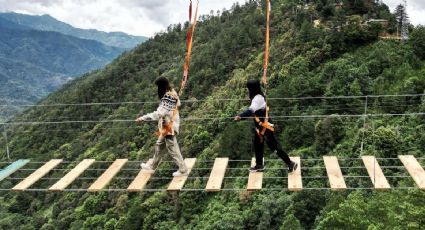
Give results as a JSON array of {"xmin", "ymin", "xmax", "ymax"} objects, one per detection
[
  {"xmin": 288, "ymin": 161, "xmax": 298, "ymax": 173},
  {"xmin": 250, "ymin": 165, "xmax": 265, "ymax": 172}
]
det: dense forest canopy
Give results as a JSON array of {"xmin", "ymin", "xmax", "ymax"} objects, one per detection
[{"xmin": 0, "ymin": 0, "xmax": 424, "ymax": 229}]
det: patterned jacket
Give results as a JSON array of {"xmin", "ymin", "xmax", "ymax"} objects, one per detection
[{"xmin": 141, "ymin": 89, "xmax": 181, "ymax": 135}]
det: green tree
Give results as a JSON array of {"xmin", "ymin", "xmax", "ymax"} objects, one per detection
[
  {"xmin": 410, "ymin": 26, "xmax": 425, "ymax": 59},
  {"xmin": 394, "ymin": 4, "xmax": 409, "ymax": 34},
  {"xmin": 314, "ymin": 117, "xmax": 345, "ymax": 154}
]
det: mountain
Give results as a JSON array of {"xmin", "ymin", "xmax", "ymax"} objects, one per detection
[
  {"xmin": 0, "ymin": 14, "xmax": 30, "ymax": 30},
  {"xmin": 0, "ymin": 16, "xmax": 125, "ymax": 121},
  {"xmin": 0, "ymin": 12, "xmax": 147, "ymax": 49},
  {"xmin": 0, "ymin": 20, "xmax": 123, "ymax": 76},
  {"xmin": 0, "ymin": 0, "xmax": 424, "ymax": 229}
]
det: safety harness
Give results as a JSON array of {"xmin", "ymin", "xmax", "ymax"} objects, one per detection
[
  {"xmin": 254, "ymin": 106, "xmax": 274, "ymax": 142},
  {"xmin": 156, "ymin": 109, "xmax": 178, "ymax": 138},
  {"xmin": 155, "ymin": 0, "xmax": 198, "ymax": 137},
  {"xmin": 255, "ymin": 0, "xmax": 272, "ymax": 143}
]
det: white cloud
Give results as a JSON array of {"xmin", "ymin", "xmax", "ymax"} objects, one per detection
[
  {"xmin": 382, "ymin": 0, "xmax": 425, "ymax": 25},
  {"xmin": 0, "ymin": 0, "xmax": 245, "ymax": 36},
  {"xmin": 0, "ymin": 0, "xmax": 423, "ymax": 37}
]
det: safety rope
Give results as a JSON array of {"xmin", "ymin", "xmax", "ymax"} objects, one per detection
[
  {"xmin": 2, "ymin": 112, "xmax": 425, "ymax": 126},
  {"xmin": 156, "ymin": 1, "xmax": 199, "ymax": 137},
  {"xmin": 179, "ymin": 0, "xmax": 199, "ymax": 97},
  {"xmin": 2, "ymin": 93, "xmax": 423, "ymax": 108},
  {"xmin": 263, "ymin": 0, "xmax": 271, "ymax": 86},
  {"xmin": 254, "ymin": 0, "xmax": 273, "ymax": 142}
]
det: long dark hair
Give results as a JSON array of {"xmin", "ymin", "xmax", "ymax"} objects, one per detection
[
  {"xmin": 154, "ymin": 76, "xmax": 172, "ymax": 99},
  {"xmin": 247, "ymin": 80, "xmax": 265, "ymax": 100}
]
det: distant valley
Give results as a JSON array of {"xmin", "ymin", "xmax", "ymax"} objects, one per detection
[{"xmin": 0, "ymin": 13, "xmax": 147, "ymax": 122}]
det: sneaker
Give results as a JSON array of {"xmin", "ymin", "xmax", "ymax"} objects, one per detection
[
  {"xmin": 288, "ymin": 161, "xmax": 298, "ymax": 173},
  {"xmin": 141, "ymin": 163, "xmax": 154, "ymax": 172},
  {"xmin": 249, "ymin": 165, "xmax": 265, "ymax": 172},
  {"xmin": 172, "ymin": 170, "xmax": 189, "ymax": 177}
]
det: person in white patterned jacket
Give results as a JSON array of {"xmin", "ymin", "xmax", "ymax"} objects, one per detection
[{"xmin": 136, "ymin": 76, "xmax": 188, "ymax": 177}]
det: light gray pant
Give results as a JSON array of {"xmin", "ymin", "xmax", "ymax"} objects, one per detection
[{"xmin": 152, "ymin": 135, "xmax": 187, "ymax": 173}]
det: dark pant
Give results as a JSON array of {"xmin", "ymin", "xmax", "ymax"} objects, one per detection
[{"xmin": 254, "ymin": 129, "xmax": 292, "ymax": 166}]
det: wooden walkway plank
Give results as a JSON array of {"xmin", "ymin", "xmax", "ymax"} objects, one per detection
[
  {"xmin": 167, "ymin": 158, "xmax": 197, "ymax": 191},
  {"xmin": 362, "ymin": 156, "xmax": 391, "ymax": 190},
  {"xmin": 399, "ymin": 155, "xmax": 425, "ymax": 190},
  {"xmin": 205, "ymin": 158, "xmax": 229, "ymax": 192},
  {"xmin": 12, "ymin": 159, "xmax": 63, "ymax": 191},
  {"xmin": 0, "ymin": 160, "xmax": 30, "ymax": 182},
  {"xmin": 88, "ymin": 159, "xmax": 128, "ymax": 192},
  {"xmin": 247, "ymin": 158, "xmax": 263, "ymax": 191},
  {"xmin": 49, "ymin": 159, "xmax": 96, "ymax": 191},
  {"xmin": 288, "ymin": 157, "xmax": 302, "ymax": 191},
  {"xmin": 323, "ymin": 156, "xmax": 347, "ymax": 191},
  {"xmin": 127, "ymin": 159, "xmax": 154, "ymax": 192}
]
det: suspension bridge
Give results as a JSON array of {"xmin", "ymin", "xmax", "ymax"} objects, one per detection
[
  {"xmin": 0, "ymin": 94, "xmax": 424, "ymax": 192},
  {"xmin": 0, "ymin": 155, "xmax": 424, "ymax": 192}
]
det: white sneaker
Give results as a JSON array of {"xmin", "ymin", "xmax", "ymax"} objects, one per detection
[
  {"xmin": 172, "ymin": 170, "xmax": 188, "ymax": 177},
  {"xmin": 141, "ymin": 163, "xmax": 154, "ymax": 172}
]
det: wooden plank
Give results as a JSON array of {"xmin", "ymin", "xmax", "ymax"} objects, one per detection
[
  {"xmin": 288, "ymin": 157, "xmax": 302, "ymax": 191},
  {"xmin": 12, "ymin": 159, "xmax": 63, "ymax": 191},
  {"xmin": 0, "ymin": 160, "xmax": 30, "ymax": 182},
  {"xmin": 127, "ymin": 159, "xmax": 154, "ymax": 192},
  {"xmin": 399, "ymin": 155, "xmax": 425, "ymax": 190},
  {"xmin": 167, "ymin": 158, "xmax": 197, "ymax": 191},
  {"xmin": 205, "ymin": 158, "xmax": 229, "ymax": 192},
  {"xmin": 323, "ymin": 156, "xmax": 347, "ymax": 191},
  {"xmin": 88, "ymin": 159, "xmax": 128, "ymax": 192},
  {"xmin": 247, "ymin": 158, "xmax": 263, "ymax": 191},
  {"xmin": 49, "ymin": 159, "xmax": 95, "ymax": 191},
  {"xmin": 362, "ymin": 156, "xmax": 391, "ymax": 190}
]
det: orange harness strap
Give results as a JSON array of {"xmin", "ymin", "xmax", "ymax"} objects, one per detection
[
  {"xmin": 155, "ymin": 109, "xmax": 178, "ymax": 137},
  {"xmin": 254, "ymin": 106, "xmax": 274, "ymax": 142}
]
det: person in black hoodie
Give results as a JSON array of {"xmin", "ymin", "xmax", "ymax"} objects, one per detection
[{"xmin": 235, "ymin": 80, "xmax": 298, "ymax": 173}]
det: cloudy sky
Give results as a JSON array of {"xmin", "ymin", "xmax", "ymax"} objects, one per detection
[{"xmin": 0, "ymin": 0, "xmax": 423, "ymax": 37}]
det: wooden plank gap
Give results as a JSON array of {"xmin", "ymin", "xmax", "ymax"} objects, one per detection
[
  {"xmin": 88, "ymin": 159, "xmax": 128, "ymax": 192},
  {"xmin": 49, "ymin": 159, "xmax": 95, "ymax": 191},
  {"xmin": 288, "ymin": 157, "xmax": 302, "ymax": 191},
  {"xmin": 324, "ymin": 156, "xmax": 347, "ymax": 191},
  {"xmin": 362, "ymin": 156, "xmax": 391, "ymax": 190},
  {"xmin": 399, "ymin": 155, "xmax": 425, "ymax": 190},
  {"xmin": 128, "ymin": 159, "xmax": 154, "ymax": 192},
  {"xmin": 247, "ymin": 158, "xmax": 263, "ymax": 191},
  {"xmin": 205, "ymin": 158, "xmax": 229, "ymax": 192},
  {"xmin": 167, "ymin": 158, "xmax": 197, "ymax": 191},
  {"xmin": 12, "ymin": 159, "xmax": 63, "ymax": 191},
  {"xmin": 0, "ymin": 159, "xmax": 30, "ymax": 182}
]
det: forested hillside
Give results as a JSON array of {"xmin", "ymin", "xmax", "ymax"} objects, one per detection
[{"xmin": 0, "ymin": 0, "xmax": 424, "ymax": 229}]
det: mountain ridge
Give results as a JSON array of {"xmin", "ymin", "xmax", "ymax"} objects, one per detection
[
  {"xmin": 0, "ymin": 16, "xmax": 127, "ymax": 121},
  {"xmin": 0, "ymin": 12, "xmax": 147, "ymax": 49}
]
